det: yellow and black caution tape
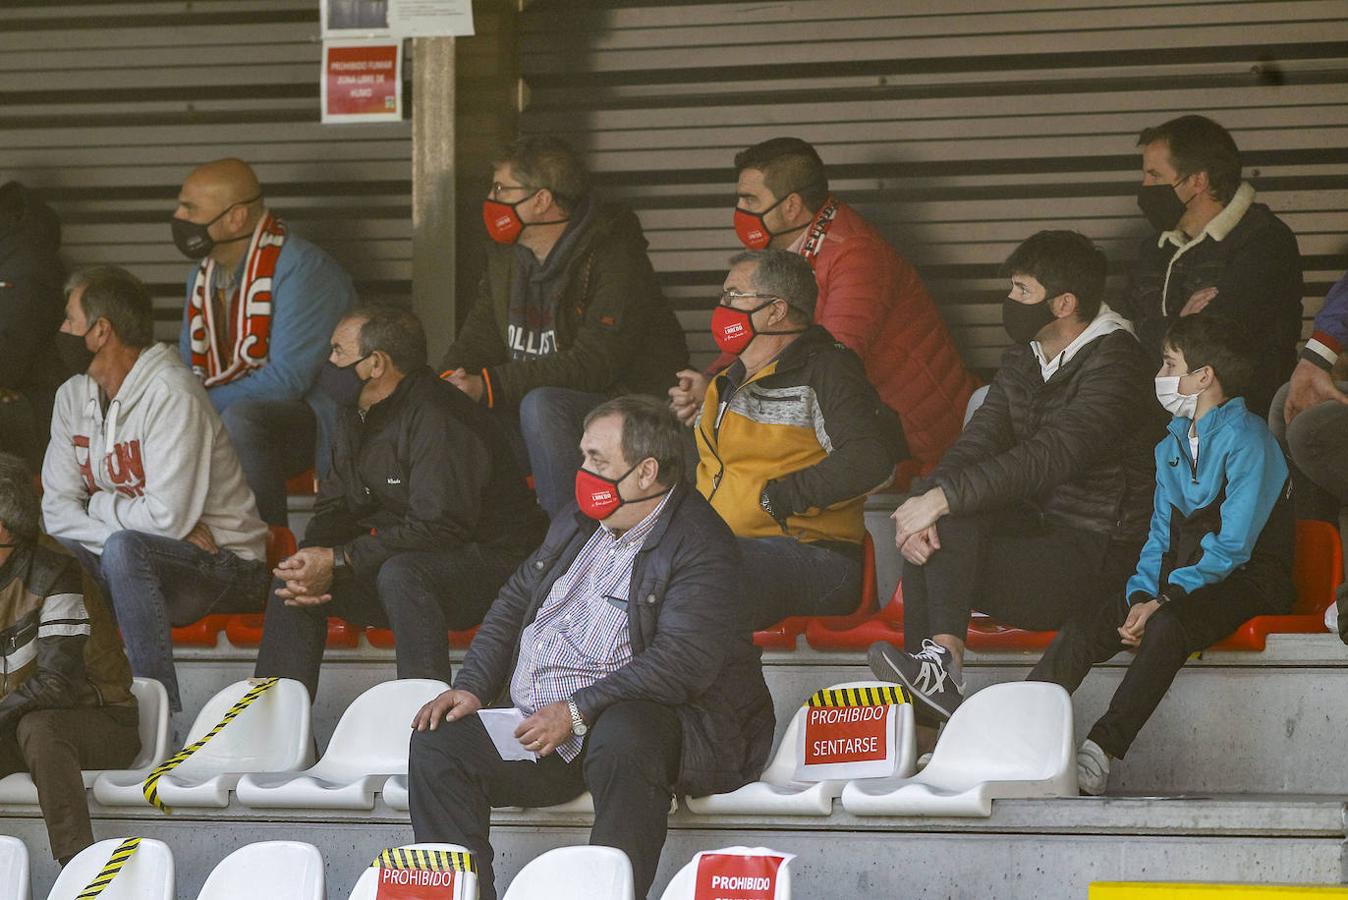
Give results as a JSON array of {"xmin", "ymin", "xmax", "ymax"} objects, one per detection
[
  {"xmin": 372, "ymin": 847, "xmax": 476, "ymax": 873},
  {"xmin": 141, "ymin": 677, "xmax": 280, "ymax": 813},
  {"xmin": 808, "ymin": 685, "xmax": 910, "ymax": 708},
  {"xmin": 74, "ymin": 837, "xmax": 141, "ymax": 899}
]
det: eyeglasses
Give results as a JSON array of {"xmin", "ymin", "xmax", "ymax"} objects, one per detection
[
  {"xmin": 488, "ymin": 182, "xmax": 534, "ymax": 201},
  {"xmin": 718, "ymin": 289, "xmax": 784, "ymax": 307}
]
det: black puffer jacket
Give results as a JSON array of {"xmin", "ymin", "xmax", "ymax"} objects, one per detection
[
  {"xmin": 924, "ymin": 329, "xmax": 1164, "ymax": 543},
  {"xmin": 441, "ymin": 201, "xmax": 689, "ymax": 406},
  {"xmin": 454, "ymin": 482, "xmax": 775, "ymax": 797}
]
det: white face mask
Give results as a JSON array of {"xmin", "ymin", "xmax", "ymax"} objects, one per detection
[{"xmin": 1154, "ymin": 374, "xmax": 1201, "ymax": 419}]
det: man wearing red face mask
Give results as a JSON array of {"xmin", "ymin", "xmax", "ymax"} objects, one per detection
[
  {"xmin": 670, "ymin": 137, "xmax": 976, "ymax": 480},
  {"xmin": 440, "ymin": 136, "xmax": 688, "ymax": 518},
  {"xmin": 694, "ymin": 249, "xmax": 903, "ymax": 630}
]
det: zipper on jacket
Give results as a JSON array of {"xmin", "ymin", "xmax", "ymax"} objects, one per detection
[{"xmin": 1173, "ymin": 432, "xmax": 1199, "ymax": 485}]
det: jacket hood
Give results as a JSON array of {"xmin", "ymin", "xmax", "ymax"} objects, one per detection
[
  {"xmin": 0, "ymin": 181, "xmax": 61, "ymax": 260},
  {"xmin": 74, "ymin": 343, "xmax": 180, "ymax": 456}
]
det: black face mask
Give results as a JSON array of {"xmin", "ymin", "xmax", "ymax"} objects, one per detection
[
  {"xmin": 170, "ymin": 194, "xmax": 261, "ymax": 260},
  {"xmin": 316, "ymin": 355, "xmax": 372, "ymax": 408},
  {"xmin": 55, "ymin": 328, "xmax": 97, "ymax": 376},
  {"xmin": 1136, "ymin": 180, "xmax": 1193, "ymax": 233},
  {"xmin": 1002, "ymin": 296, "xmax": 1058, "ymax": 344}
]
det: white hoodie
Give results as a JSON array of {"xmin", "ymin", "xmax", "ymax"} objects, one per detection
[
  {"xmin": 42, "ymin": 342, "xmax": 266, "ymax": 560},
  {"xmin": 1031, "ymin": 303, "xmax": 1137, "ymax": 382}
]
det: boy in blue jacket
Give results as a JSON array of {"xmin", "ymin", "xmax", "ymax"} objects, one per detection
[{"xmin": 1029, "ymin": 314, "xmax": 1294, "ymax": 795}]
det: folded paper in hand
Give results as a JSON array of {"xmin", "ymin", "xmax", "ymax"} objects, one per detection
[{"xmin": 478, "ymin": 708, "xmax": 538, "ymax": 762}]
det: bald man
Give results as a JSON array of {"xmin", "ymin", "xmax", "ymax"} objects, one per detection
[{"xmin": 173, "ymin": 159, "xmax": 356, "ymax": 525}]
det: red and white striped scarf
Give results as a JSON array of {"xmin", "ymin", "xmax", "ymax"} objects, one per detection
[{"xmin": 186, "ymin": 210, "xmax": 286, "ymax": 385}]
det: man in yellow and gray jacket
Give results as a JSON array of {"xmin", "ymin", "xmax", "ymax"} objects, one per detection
[
  {"xmin": 0, "ymin": 453, "xmax": 139, "ymax": 863},
  {"xmin": 694, "ymin": 249, "xmax": 903, "ymax": 629}
]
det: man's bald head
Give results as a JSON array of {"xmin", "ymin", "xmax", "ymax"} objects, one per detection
[
  {"xmin": 183, "ymin": 158, "xmax": 262, "ymax": 208},
  {"xmin": 173, "ymin": 158, "xmax": 265, "ymax": 264}
]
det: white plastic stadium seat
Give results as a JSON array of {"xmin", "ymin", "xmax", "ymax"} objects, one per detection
[
  {"xmin": 237, "ymin": 679, "xmax": 448, "ymax": 810},
  {"xmin": 841, "ymin": 681, "xmax": 1076, "ymax": 817},
  {"xmin": 686, "ymin": 681, "xmax": 916, "ymax": 816},
  {"xmin": 382, "ymin": 774, "xmax": 410, "ymax": 811},
  {"xmin": 659, "ymin": 846, "xmax": 793, "ymax": 900},
  {"xmin": 195, "ymin": 841, "xmax": 324, "ymax": 900},
  {"xmin": 502, "ymin": 846, "xmax": 633, "ymax": 900},
  {"xmin": 346, "ymin": 843, "xmax": 476, "ymax": 900},
  {"xmin": 93, "ymin": 678, "xmax": 313, "ymax": 809},
  {"xmin": 0, "ymin": 835, "xmax": 30, "ymax": 900},
  {"xmin": 0, "ymin": 677, "xmax": 171, "ymax": 805},
  {"xmin": 46, "ymin": 837, "xmax": 173, "ymax": 900}
]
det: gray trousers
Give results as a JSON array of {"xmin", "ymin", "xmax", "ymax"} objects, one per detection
[{"xmin": 1268, "ymin": 380, "xmax": 1348, "ymax": 523}]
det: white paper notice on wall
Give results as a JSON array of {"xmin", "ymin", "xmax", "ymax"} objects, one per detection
[
  {"xmin": 322, "ymin": 40, "xmax": 403, "ymax": 124},
  {"xmin": 388, "ymin": 0, "xmax": 475, "ymax": 37}
]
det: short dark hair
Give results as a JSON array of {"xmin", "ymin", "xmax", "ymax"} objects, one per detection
[
  {"xmin": 1163, "ymin": 315, "xmax": 1257, "ymax": 399},
  {"xmin": 729, "ymin": 248, "xmax": 818, "ymax": 323},
  {"xmin": 65, "ymin": 266, "xmax": 154, "ymax": 348},
  {"xmin": 1138, "ymin": 115, "xmax": 1242, "ymax": 205},
  {"xmin": 0, "ymin": 452, "xmax": 39, "ymax": 540},
  {"xmin": 494, "ymin": 135, "xmax": 590, "ymax": 214},
  {"xmin": 733, "ymin": 137, "xmax": 830, "ymax": 213},
  {"xmin": 1002, "ymin": 230, "xmax": 1107, "ymax": 322},
  {"xmin": 348, "ymin": 304, "xmax": 427, "ymax": 373},
  {"xmin": 583, "ymin": 395, "xmax": 686, "ymax": 487}
]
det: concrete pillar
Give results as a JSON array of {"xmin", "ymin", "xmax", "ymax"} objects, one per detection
[{"xmin": 411, "ymin": 37, "xmax": 456, "ymax": 364}]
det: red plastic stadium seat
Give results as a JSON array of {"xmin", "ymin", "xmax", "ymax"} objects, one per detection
[
  {"xmin": 963, "ymin": 619, "xmax": 1056, "ymax": 651},
  {"xmin": 364, "ymin": 625, "xmax": 480, "ymax": 650},
  {"xmin": 755, "ymin": 532, "xmax": 879, "ymax": 649},
  {"xmin": 285, "ymin": 469, "xmax": 318, "ymax": 495},
  {"xmin": 1211, "ymin": 520, "xmax": 1344, "ymax": 651},
  {"xmin": 806, "ymin": 581, "xmax": 904, "ymax": 650},
  {"xmin": 169, "ymin": 615, "xmax": 230, "ymax": 647},
  {"xmin": 225, "ymin": 613, "xmax": 359, "ymax": 649}
]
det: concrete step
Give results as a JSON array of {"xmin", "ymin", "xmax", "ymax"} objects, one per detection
[
  {"xmin": 4, "ymin": 794, "xmax": 1344, "ymax": 899},
  {"xmin": 166, "ymin": 632, "xmax": 1348, "ymax": 796}
]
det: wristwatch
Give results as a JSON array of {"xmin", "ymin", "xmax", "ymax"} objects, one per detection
[
  {"xmin": 332, "ymin": 545, "xmax": 349, "ymax": 576},
  {"xmin": 567, "ymin": 699, "xmax": 588, "ymax": 737},
  {"xmin": 1154, "ymin": 592, "xmax": 1171, "ymax": 608}
]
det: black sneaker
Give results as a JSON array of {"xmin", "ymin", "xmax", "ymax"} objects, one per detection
[{"xmin": 867, "ymin": 638, "xmax": 965, "ymax": 720}]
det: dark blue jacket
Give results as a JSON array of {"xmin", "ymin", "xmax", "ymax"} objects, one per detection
[
  {"xmin": 454, "ymin": 482, "xmax": 775, "ymax": 797},
  {"xmin": 1126, "ymin": 397, "xmax": 1294, "ymax": 607}
]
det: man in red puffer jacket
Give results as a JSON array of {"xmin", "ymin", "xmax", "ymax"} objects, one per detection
[{"xmin": 670, "ymin": 137, "xmax": 978, "ymax": 478}]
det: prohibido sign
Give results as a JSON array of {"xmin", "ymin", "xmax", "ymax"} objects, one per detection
[{"xmin": 793, "ymin": 684, "xmax": 910, "ymax": 782}]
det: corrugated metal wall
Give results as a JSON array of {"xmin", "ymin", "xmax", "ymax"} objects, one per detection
[
  {"xmin": 0, "ymin": 0, "xmax": 413, "ymax": 342},
  {"xmin": 517, "ymin": 0, "xmax": 1348, "ymax": 372}
]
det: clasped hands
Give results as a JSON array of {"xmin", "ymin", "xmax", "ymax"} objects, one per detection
[
  {"xmin": 891, "ymin": 487, "xmax": 950, "ymax": 565},
  {"xmin": 411, "ymin": 689, "xmax": 575, "ymax": 757},
  {"xmin": 273, "ymin": 547, "xmax": 337, "ymax": 607}
]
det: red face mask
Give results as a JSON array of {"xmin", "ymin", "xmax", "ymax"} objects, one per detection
[
  {"xmin": 481, "ymin": 191, "xmax": 570, "ymax": 245},
  {"xmin": 733, "ymin": 192, "xmax": 804, "ymax": 249},
  {"xmin": 575, "ymin": 462, "xmax": 670, "ymax": 521},
  {"xmin": 711, "ymin": 299, "xmax": 805, "ymax": 356}
]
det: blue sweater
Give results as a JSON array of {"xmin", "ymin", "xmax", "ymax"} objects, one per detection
[
  {"xmin": 1126, "ymin": 397, "xmax": 1290, "ymax": 605},
  {"xmin": 178, "ymin": 230, "xmax": 356, "ymax": 471}
]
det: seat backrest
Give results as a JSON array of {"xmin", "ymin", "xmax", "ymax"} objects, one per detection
[
  {"xmin": 502, "ymin": 846, "xmax": 634, "ymax": 900},
  {"xmin": 313, "ymin": 679, "xmax": 449, "ymax": 781},
  {"xmin": 196, "ymin": 841, "xmax": 323, "ymax": 900},
  {"xmin": 0, "ymin": 836, "xmax": 29, "ymax": 900},
  {"xmin": 47, "ymin": 838, "xmax": 173, "ymax": 900},
  {"xmin": 764, "ymin": 680, "xmax": 913, "ymax": 784},
  {"xmin": 346, "ymin": 843, "xmax": 476, "ymax": 900},
  {"xmin": 174, "ymin": 678, "xmax": 311, "ymax": 779},
  {"xmin": 128, "ymin": 677, "xmax": 171, "ymax": 769},
  {"xmin": 659, "ymin": 847, "xmax": 793, "ymax": 900},
  {"xmin": 923, "ymin": 681, "xmax": 1072, "ymax": 784},
  {"xmin": 1292, "ymin": 520, "xmax": 1345, "ymax": 615}
]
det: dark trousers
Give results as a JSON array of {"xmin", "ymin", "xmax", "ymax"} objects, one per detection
[
  {"xmin": 0, "ymin": 707, "xmax": 140, "ymax": 861},
  {"xmin": 738, "ymin": 536, "xmax": 861, "ymax": 630},
  {"xmin": 508, "ymin": 386, "xmax": 607, "ymax": 519},
  {"xmin": 1028, "ymin": 570, "xmax": 1289, "ymax": 758},
  {"xmin": 0, "ymin": 393, "xmax": 43, "ymax": 473},
  {"xmin": 902, "ymin": 507, "xmax": 1132, "ymax": 652},
  {"xmin": 218, "ymin": 398, "xmax": 319, "ymax": 526},
  {"xmin": 1269, "ymin": 380, "xmax": 1348, "ymax": 524},
  {"xmin": 64, "ymin": 532, "xmax": 270, "ymax": 712},
  {"xmin": 409, "ymin": 700, "xmax": 682, "ymax": 900},
  {"xmin": 255, "ymin": 545, "xmax": 520, "ymax": 698}
]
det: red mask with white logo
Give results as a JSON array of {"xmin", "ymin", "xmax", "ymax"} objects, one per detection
[
  {"xmin": 711, "ymin": 299, "xmax": 805, "ymax": 356},
  {"xmin": 575, "ymin": 462, "xmax": 670, "ymax": 520},
  {"xmin": 481, "ymin": 191, "xmax": 569, "ymax": 245},
  {"xmin": 733, "ymin": 193, "xmax": 793, "ymax": 250}
]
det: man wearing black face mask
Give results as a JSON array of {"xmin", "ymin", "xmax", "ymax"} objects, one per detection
[
  {"xmin": 172, "ymin": 158, "xmax": 357, "ymax": 526},
  {"xmin": 254, "ymin": 306, "xmax": 545, "ymax": 700},
  {"xmin": 870, "ymin": 232, "xmax": 1162, "ymax": 723},
  {"xmin": 1121, "ymin": 115, "xmax": 1303, "ymax": 418}
]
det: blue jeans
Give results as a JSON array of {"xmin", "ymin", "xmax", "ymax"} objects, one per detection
[
  {"xmin": 737, "ymin": 536, "xmax": 862, "ymax": 630},
  {"xmin": 65, "ymin": 532, "xmax": 269, "ymax": 711},
  {"xmin": 218, "ymin": 398, "xmax": 320, "ymax": 526},
  {"xmin": 516, "ymin": 387, "xmax": 607, "ymax": 518},
  {"xmin": 254, "ymin": 545, "xmax": 522, "ymax": 699}
]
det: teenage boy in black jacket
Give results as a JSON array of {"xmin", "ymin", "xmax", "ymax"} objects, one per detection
[{"xmin": 255, "ymin": 305, "xmax": 545, "ymax": 698}]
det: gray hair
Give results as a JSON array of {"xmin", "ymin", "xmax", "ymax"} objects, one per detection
[
  {"xmin": 583, "ymin": 395, "xmax": 686, "ymax": 487},
  {"xmin": 729, "ymin": 248, "xmax": 817, "ymax": 322},
  {"xmin": 0, "ymin": 453, "xmax": 40, "ymax": 540},
  {"xmin": 65, "ymin": 265, "xmax": 155, "ymax": 348}
]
